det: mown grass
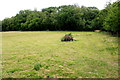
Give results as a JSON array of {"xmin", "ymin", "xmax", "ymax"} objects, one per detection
[{"xmin": 2, "ymin": 31, "xmax": 119, "ymax": 78}]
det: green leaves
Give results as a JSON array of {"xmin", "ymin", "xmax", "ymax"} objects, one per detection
[
  {"xmin": 34, "ymin": 64, "xmax": 42, "ymax": 71},
  {"xmin": 2, "ymin": 1, "xmax": 119, "ymax": 34},
  {"xmin": 103, "ymin": 1, "xmax": 120, "ymax": 33},
  {"xmin": 2, "ymin": 5, "xmax": 100, "ymax": 31}
]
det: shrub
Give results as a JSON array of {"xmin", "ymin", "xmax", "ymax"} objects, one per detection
[{"xmin": 34, "ymin": 64, "xmax": 42, "ymax": 71}]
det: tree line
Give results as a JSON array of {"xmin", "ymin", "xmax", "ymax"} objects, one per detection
[{"xmin": 1, "ymin": 0, "xmax": 120, "ymax": 34}]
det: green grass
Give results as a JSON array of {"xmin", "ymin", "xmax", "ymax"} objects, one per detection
[{"xmin": 2, "ymin": 31, "xmax": 119, "ymax": 78}]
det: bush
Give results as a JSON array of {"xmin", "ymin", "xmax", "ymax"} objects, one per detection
[{"xmin": 34, "ymin": 64, "xmax": 42, "ymax": 71}]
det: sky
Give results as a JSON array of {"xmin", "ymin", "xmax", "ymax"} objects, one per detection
[{"xmin": 0, "ymin": 0, "xmax": 117, "ymax": 20}]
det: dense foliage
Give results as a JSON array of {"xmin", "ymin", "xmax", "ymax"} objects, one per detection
[
  {"xmin": 103, "ymin": 1, "xmax": 120, "ymax": 34},
  {"xmin": 2, "ymin": 1, "xmax": 119, "ymax": 34}
]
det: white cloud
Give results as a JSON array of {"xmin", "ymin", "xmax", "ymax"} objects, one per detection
[{"xmin": 0, "ymin": 0, "xmax": 117, "ymax": 20}]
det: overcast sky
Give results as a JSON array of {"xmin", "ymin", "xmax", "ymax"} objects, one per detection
[{"xmin": 0, "ymin": 0, "xmax": 117, "ymax": 20}]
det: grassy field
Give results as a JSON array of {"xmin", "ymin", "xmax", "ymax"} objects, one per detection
[{"xmin": 2, "ymin": 31, "xmax": 118, "ymax": 78}]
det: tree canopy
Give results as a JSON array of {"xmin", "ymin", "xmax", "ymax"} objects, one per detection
[{"xmin": 2, "ymin": 1, "xmax": 119, "ymax": 34}]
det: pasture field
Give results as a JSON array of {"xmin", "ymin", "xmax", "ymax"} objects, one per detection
[{"xmin": 2, "ymin": 31, "xmax": 119, "ymax": 78}]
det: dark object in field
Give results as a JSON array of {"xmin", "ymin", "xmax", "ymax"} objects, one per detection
[{"xmin": 61, "ymin": 33, "xmax": 76, "ymax": 41}]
